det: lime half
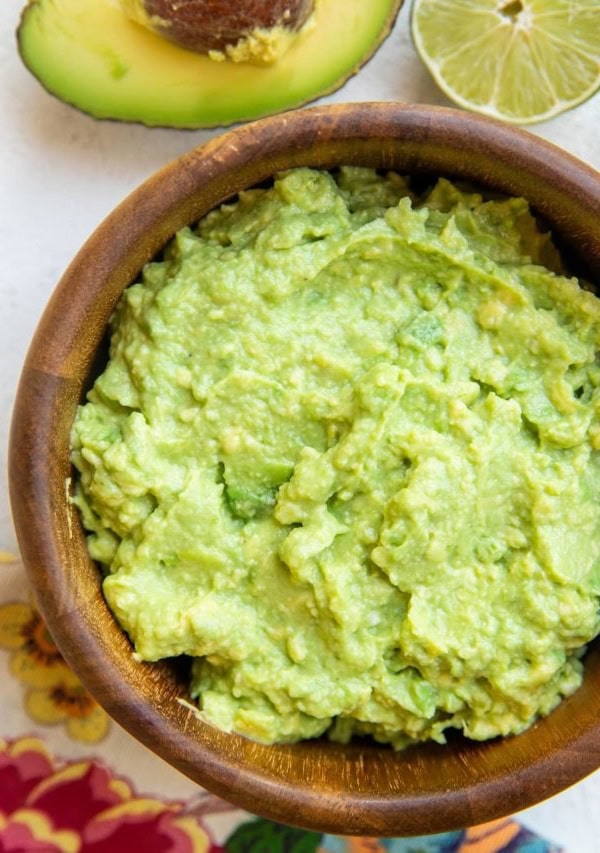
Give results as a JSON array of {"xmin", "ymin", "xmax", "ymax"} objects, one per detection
[{"xmin": 412, "ymin": 0, "xmax": 600, "ymax": 124}]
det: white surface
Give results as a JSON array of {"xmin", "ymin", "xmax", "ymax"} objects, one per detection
[{"xmin": 1, "ymin": 2, "xmax": 599, "ymax": 849}]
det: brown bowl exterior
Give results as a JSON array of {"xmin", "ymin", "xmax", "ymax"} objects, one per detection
[{"xmin": 9, "ymin": 103, "xmax": 600, "ymax": 837}]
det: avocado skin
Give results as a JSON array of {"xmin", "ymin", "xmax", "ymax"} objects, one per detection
[{"xmin": 17, "ymin": 0, "xmax": 404, "ymax": 129}]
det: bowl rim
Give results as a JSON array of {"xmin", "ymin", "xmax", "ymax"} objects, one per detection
[{"xmin": 9, "ymin": 101, "xmax": 600, "ymax": 837}]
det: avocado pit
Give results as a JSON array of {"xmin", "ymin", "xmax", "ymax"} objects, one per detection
[{"xmin": 121, "ymin": 0, "xmax": 315, "ymax": 61}]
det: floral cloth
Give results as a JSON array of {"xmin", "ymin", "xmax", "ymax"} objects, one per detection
[
  {"xmin": 0, "ymin": 599, "xmax": 109, "ymax": 744},
  {"xmin": 0, "ymin": 553, "xmax": 564, "ymax": 852}
]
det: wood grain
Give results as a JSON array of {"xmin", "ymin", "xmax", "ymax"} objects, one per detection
[{"xmin": 8, "ymin": 103, "xmax": 600, "ymax": 836}]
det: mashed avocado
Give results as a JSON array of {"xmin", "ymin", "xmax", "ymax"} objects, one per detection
[{"xmin": 71, "ymin": 167, "xmax": 600, "ymax": 748}]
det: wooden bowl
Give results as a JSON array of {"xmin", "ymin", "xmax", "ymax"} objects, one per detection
[{"xmin": 9, "ymin": 103, "xmax": 600, "ymax": 837}]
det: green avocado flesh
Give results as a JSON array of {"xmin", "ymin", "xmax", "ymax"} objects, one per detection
[
  {"xmin": 18, "ymin": 0, "xmax": 402, "ymax": 128},
  {"xmin": 71, "ymin": 167, "xmax": 600, "ymax": 748}
]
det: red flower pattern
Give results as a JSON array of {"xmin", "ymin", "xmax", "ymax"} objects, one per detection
[{"xmin": 0, "ymin": 737, "xmax": 226, "ymax": 852}]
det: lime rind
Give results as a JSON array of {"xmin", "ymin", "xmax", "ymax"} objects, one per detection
[{"xmin": 412, "ymin": 0, "xmax": 600, "ymax": 124}]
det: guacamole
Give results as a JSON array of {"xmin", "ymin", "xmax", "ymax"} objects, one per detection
[{"xmin": 71, "ymin": 167, "xmax": 600, "ymax": 748}]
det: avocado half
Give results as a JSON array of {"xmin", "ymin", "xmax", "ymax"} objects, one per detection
[{"xmin": 17, "ymin": 0, "xmax": 404, "ymax": 129}]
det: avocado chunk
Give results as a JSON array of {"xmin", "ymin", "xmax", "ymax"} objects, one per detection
[{"xmin": 17, "ymin": 0, "xmax": 404, "ymax": 129}]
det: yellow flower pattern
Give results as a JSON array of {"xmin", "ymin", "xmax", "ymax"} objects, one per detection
[{"xmin": 0, "ymin": 600, "xmax": 109, "ymax": 743}]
